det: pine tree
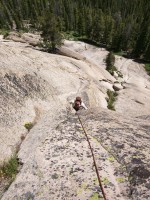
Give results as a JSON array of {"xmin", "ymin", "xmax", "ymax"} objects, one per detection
[
  {"xmin": 134, "ymin": 14, "xmax": 150, "ymax": 58},
  {"xmin": 90, "ymin": 9, "xmax": 104, "ymax": 43},
  {"xmin": 77, "ymin": 11, "xmax": 86, "ymax": 36},
  {"xmin": 0, "ymin": 0, "xmax": 149, "ymax": 60},
  {"xmin": 41, "ymin": 12, "xmax": 63, "ymax": 52},
  {"xmin": 103, "ymin": 14, "xmax": 114, "ymax": 47},
  {"xmin": 106, "ymin": 51, "xmax": 116, "ymax": 75},
  {"xmin": 106, "ymin": 51, "xmax": 115, "ymax": 69}
]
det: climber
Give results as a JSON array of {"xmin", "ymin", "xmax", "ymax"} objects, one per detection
[{"xmin": 72, "ymin": 97, "xmax": 87, "ymax": 111}]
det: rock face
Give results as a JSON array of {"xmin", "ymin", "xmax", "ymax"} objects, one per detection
[
  {"xmin": 0, "ymin": 38, "xmax": 112, "ymax": 163},
  {"xmin": 1, "ymin": 109, "xmax": 150, "ymax": 200},
  {"xmin": 114, "ymin": 56, "xmax": 150, "ymax": 116},
  {"xmin": 6, "ymin": 32, "xmax": 41, "ymax": 46},
  {"xmin": 0, "ymin": 36, "xmax": 150, "ymax": 199}
]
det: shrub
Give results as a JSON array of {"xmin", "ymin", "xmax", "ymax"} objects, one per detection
[
  {"xmin": 106, "ymin": 90, "xmax": 118, "ymax": 111},
  {"xmin": 3, "ymin": 32, "xmax": 9, "ymax": 39},
  {"xmin": 0, "ymin": 29, "xmax": 10, "ymax": 39},
  {"xmin": 145, "ymin": 64, "xmax": 150, "ymax": 75},
  {"xmin": 0, "ymin": 156, "xmax": 18, "ymax": 179},
  {"xmin": 106, "ymin": 52, "xmax": 115, "ymax": 69},
  {"xmin": 106, "ymin": 52, "xmax": 117, "ymax": 75},
  {"xmin": 24, "ymin": 122, "xmax": 34, "ymax": 131},
  {"xmin": 63, "ymin": 31, "xmax": 79, "ymax": 40},
  {"xmin": 107, "ymin": 65, "xmax": 118, "ymax": 76},
  {"xmin": 0, "ymin": 29, "xmax": 9, "ymax": 34}
]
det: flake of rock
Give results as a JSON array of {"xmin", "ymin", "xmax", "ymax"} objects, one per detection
[{"xmin": 113, "ymin": 83, "xmax": 123, "ymax": 91}]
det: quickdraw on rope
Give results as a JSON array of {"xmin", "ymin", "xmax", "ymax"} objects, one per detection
[{"xmin": 77, "ymin": 113, "xmax": 107, "ymax": 200}]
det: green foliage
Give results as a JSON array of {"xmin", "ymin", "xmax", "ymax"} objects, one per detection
[
  {"xmin": 41, "ymin": 13, "xmax": 63, "ymax": 52},
  {"xmin": 107, "ymin": 65, "xmax": 117, "ymax": 76},
  {"xmin": 106, "ymin": 52, "xmax": 115, "ymax": 68},
  {"xmin": 63, "ymin": 31, "xmax": 80, "ymax": 41},
  {"xmin": 90, "ymin": 193, "xmax": 99, "ymax": 200},
  {"xmin": 0, "ymin": 156, "xmax": 18, "ymax": 179},
  {"xmin": 134, "ymin": 13, "xmax": 150, "ymax": 59},
  {"xmin": 3, "ymin": 32, "xmax": 9, "ymax": 39},
  {"xmin": 144, "ymin": 43, "xmax": 150, "ymax": 61},
  {"xmin": 145, "ymin": 64, "xmax": 150, "ymax": 75},
  {"xmin": 106, "ymin": 90, "xmax": 118, "ymax": 111},
  {"xmin": 0, "ymin": 0, "xmax": 150, "ymax": 59},
  {"xmin": 24, "ymin": 122, "xmax": 33, "ymax": 131},
  {"xmin": 113, "ymin": 51, "xmax": 127, "ymax": 57},
  {"xmin": 76, "ymin": 183, "xmax": 87, "ymax": 195},
  {"xmin": 107, "ymin": 156, "xmax": 115, "ymax": 162},
  {"xmin": 116, "ymin": 177, "xmax": 125, "ymax": 183},
  {"xmin": 101, "ymin": 177, "xmax": 110, "ymax": 185},
  {"xmin": 106, "ymin": 52, "xmax": 117, "ymax": 75},
  {"xmin": 0, "ymin": 29, "xmax": 10, "ymax": 39}
]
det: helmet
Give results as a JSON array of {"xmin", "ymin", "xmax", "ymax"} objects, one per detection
[{"xmin": 76, "ymin": 97, "xmax": 81, "ymax": 102}]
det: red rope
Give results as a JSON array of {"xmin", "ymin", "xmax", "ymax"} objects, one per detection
[{"xmin": 77, "ymin": 113, "xmax": 107, "ymax": 200}]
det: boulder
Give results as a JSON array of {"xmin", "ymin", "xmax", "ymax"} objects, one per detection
[{"xmin": 113, "ymin": 83, "xmax": 123, "ymax": 91}]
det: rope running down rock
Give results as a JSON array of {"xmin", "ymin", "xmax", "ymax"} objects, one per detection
[{"xmin": 77, "ymin": 113, "xmax": 107, "ymax": 200}]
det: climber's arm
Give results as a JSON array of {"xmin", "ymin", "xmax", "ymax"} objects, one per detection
[{"xmin": 81, "ymin": 102, "xmax": 87, "ymax": 110}]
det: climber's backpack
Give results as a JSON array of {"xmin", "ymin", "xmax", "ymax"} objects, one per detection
[{"xmin": 73, "ymin": 100, "xmax": 81, "ymax": 111}]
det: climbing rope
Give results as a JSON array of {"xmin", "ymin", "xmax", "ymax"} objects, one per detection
[{"xmin": 77, "ymin": 113, "xmax": 107, "ymax": 200}]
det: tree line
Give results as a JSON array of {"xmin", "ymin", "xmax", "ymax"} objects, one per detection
[{"xmin": 0, "ymin": 0, "xmax": 150, "ymax": 60}]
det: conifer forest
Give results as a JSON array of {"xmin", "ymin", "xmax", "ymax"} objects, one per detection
[{"xmin": 0, "ymin": 0, "xmax": 150, "ymax": 61}]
